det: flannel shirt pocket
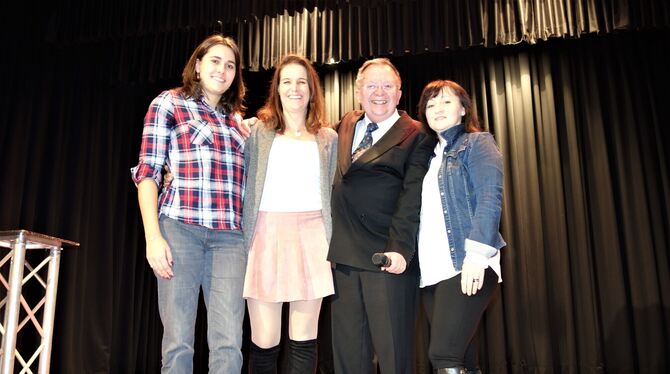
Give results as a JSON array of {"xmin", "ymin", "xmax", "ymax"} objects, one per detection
[{"xmin": 187, "ymin": 120, "xmax": 214, "ymax": 146}]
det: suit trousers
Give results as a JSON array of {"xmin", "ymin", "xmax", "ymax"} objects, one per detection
[{"xmin": 331, "ymin": 264, "xmax": 419, "ymax": 374}]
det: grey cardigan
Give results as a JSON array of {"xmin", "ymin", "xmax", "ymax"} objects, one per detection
[{"xmin": 242, "ymin": 122, "xmax": 338, "ymax": 250}]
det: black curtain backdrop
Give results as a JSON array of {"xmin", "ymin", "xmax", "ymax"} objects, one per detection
[{"xmin": 2, "ymin": 3, "xmax": 670, "ymax": 373}]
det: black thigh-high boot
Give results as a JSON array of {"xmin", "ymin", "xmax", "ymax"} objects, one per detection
[
  {"xmin": 287, "ymin": 339, "xmax": 317, "ymax": 374},
  {"xmin": 249, "ymin": 342, "xmax": 280, "ymax": 374},
  {"xmin": 435, "ymin": 368, "xmax": 465, "ymax": 374}
]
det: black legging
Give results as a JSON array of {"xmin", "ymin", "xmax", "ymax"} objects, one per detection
[{"xmin": 421, "ymin": 267, "xmax": 498, "ymax": 369}]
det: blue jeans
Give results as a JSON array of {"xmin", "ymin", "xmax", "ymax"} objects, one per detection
[{"xmin": 157, "ymin": 215, "xmax": 246, "ymax": 373}]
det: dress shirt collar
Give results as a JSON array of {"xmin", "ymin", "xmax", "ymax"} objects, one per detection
[{"xmin": 364, "ymin": 110, "xmax": 400, "ymax": 131}]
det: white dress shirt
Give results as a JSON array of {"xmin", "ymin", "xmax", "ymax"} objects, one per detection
[{"xmin": 350, "ymin": 110, "xmax": 401, "ymax": 153}]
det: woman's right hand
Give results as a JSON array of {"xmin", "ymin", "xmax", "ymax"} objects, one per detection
[
  {"xmin": 460, "ymin": 262, "xmax": 485, "ymax": 296},
  {"xmin": 146, "ymin": 235, "xmax": 174, "ymax": 280},
  {"xmin": 239, "ymin": 117, "xmax": 259, "ymax": 139}
]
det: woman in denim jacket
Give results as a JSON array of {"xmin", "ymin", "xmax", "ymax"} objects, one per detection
[{"xmin": 416, "ymin": 80, "xmax": 505, "ymax": 374}]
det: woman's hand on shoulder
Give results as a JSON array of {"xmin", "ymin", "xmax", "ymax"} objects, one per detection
[{"xmin": 239, "ymin": 117, "xmax": 259, "ymax": 139}]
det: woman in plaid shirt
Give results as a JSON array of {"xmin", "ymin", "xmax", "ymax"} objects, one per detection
[{"xmin": 131, "ymin": 34, "xmax": 247, "ymax": 373}]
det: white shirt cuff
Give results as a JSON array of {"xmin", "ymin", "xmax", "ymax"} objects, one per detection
[{"xmin": 463, "ymin": 238, "xmax": 497, "ymax": 268}]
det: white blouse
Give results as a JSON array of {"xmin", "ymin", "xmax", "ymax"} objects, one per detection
[{"xmin": 259, "ymin": 137, "xmax": 322, "ymax": 212}]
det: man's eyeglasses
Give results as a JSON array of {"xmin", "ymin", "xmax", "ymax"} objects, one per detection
[{"xmin": 363, "ymin": 82, "xmax": 398, "ymax": 92}]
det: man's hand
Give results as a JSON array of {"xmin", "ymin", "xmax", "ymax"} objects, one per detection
[{"xmin": 381, "ymin": 252, "xmax": 407, "ymax": 274}]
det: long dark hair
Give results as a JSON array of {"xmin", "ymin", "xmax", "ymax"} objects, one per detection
[
  {"xmin": 257, "ymin": 54, "xmax": 327, "ymax": 134},
  {"xmin": 417, "ymin": 80, "xmax": 482, "ymax": 134},
  {"xmin": 179, "ymin": 34, "xmax": 246, "ymax": 115}
]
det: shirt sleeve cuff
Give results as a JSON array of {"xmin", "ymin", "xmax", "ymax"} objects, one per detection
[
  {"xmin": 463, "ymin": 238, "xmax": 497, "ymax": 268},
  {"xmin": 130, "ymin": 163, "xmax": 162, "ymax": 187}
]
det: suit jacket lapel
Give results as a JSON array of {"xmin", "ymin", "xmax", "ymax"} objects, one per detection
[
  {"xmin": 350, "ymin": 113, "xmax": 415, "ymax": 168},
  {"xmin": 337, "ymin": 111, "xmax": 364, "ymax": 175}
]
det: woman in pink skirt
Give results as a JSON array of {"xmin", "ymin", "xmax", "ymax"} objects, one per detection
[{"xmin": 243, "ymin": 54, "xmax": 337, "ymax": 373}]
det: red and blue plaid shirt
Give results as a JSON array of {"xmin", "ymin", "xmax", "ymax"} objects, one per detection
[{"xmin": 131, "ymin": 90, "xmax": 245, "ymax": 230}]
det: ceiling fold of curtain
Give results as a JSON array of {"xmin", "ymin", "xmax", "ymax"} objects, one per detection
[{"xmin": 46, "ymin": 0, "xmax": 670, "ymax": 76}]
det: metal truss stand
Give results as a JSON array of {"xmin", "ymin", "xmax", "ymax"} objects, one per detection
[{"xmin": 0, "ymin": 230, "xmax": 78, "ymax": 374}]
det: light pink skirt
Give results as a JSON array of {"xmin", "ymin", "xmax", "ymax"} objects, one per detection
[{"xmin": 243, "ymin": 211, "xmax": 334, "ymax": 302}]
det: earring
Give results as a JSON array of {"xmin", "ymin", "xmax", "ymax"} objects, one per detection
[{"xmin": 196, "ymin": 72, "xmax": 200, "ymax": 80}]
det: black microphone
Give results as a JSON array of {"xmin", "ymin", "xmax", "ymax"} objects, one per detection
[{"xmin": 372, "ymin": 253, "xmax": 392, "ymax": 267}]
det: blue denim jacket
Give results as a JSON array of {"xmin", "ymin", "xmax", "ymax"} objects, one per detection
[{"xmin": 434, "ymin": 124, "xmax": 506, "ymax": 270}]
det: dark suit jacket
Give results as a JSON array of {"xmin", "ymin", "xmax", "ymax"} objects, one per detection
[{"xmin": 327, "ymin": 110, "xmax": 432, "ymax": 273}]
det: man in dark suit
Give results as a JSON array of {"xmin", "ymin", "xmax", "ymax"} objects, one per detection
[{"xmin": 328, "ymin": 58, "xmax": 431, "ymax": 374}]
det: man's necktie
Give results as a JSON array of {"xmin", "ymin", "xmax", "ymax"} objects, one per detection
[{"xmin": 351, "ymin": 122, "xmax": 378, "ymax": 162}]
